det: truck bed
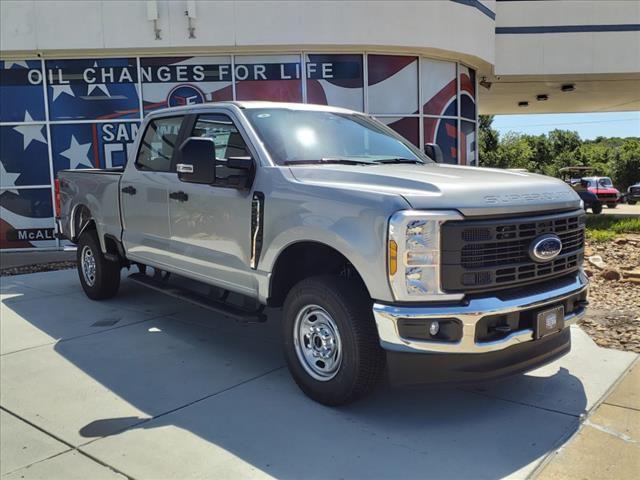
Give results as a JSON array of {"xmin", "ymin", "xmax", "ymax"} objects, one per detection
[{"xmin": 57, "ymin": 168, "xmax": 124, "ymax": 245}]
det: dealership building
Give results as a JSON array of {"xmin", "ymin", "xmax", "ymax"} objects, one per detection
[{"xmin": 1, "ymin": 0, "xmax": 639, "ymax": 250}]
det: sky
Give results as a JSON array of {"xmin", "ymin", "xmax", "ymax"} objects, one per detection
[{"xmin": 492, "ymin": 111, "xmax": 640, "ymax": 140}]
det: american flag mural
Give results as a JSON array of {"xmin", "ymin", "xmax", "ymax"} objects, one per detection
[{"xmin": 0, "ymin": 54, "xmax": 475, "ymax": 249}]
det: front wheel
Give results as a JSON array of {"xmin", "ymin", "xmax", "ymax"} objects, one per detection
[
  {"xmin": 607, "ymin": 203, "xmax": 618, "ymax": 209},
  {"xmin": 282, "ymin": 275, "xmax": 385, "ymax": 406},
  {"xmin": 629, "ymin": 200, "xmax": 637, "ymax": 205},
  {"xmin": 591, "ymin": 203, "xmax": 603, "ymax": 214},
  {"xmin": 77, "ymin": 230, "xmax": 121, "ymax": 300}
]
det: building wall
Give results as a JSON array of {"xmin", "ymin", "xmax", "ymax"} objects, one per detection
[
  {"xmin": 0, "ymin": 0, "xmax": 495, "ymax": 65},
  {"xmin": 495, "ymin": 0, "xmax": 640, "ymax": 76}
]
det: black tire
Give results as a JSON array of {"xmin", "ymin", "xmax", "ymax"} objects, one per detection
[
  {"xmin": 77, "ymin": 230, "xmax": 121, "ymax": 300},
  {"xmin": 607, "ymin": 203, "xmax": 617, "ymax": 209},
  {"xmin": 591, "ymin": 203, "xmax": 603, "ymax": 214},
  {"xmin": 282, "ymin": 275, "xmax": 385, "ymax": 406},
  {"xmin": 629, "ymin": 200, "xmax": 637, "ymax": 205}
]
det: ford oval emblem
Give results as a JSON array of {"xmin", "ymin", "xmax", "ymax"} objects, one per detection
[{"xmin": 529, "ymin": 234, "xmax": 563, "ymax": 262}]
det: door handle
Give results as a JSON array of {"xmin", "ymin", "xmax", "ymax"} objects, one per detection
[
  {"xmin": 169, "ymin": 191, "xmax": 189, "ymax": 202},
  {"xmin": 121, "ymin": 186, "xmax": 137, "ymax": 195}
]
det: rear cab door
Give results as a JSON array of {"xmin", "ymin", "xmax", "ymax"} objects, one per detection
[{"xmin": 120, "ymin": 113, "xmax": 188, "ymax": 267}]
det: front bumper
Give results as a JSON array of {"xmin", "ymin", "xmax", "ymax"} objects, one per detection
[{"xmin": 373, "ymin": 272, "xmax": 588, "ymax": 355}]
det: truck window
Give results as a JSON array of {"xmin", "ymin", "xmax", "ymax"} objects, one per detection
[
  {"xmin": 192, "ymin": 114, "xmax": 249, "ymax": 159},
  {"xmin": 191, "ymin": 114, "xmax": 250, "ymax": 185},
  {"xmin": 136, "ymin": 116, "xmax": 184, "ymax": 172}
]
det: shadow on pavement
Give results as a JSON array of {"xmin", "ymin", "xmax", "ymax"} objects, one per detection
[{"xmin": 1, "ymin": 272, "xmax": 588, "ymax": 478}]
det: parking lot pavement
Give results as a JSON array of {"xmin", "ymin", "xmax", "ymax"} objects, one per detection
[
  {"xmin": 1, "ymin": 269, "xmax": 637, "ymax": 479},
  {"xmin": 600, "ymin": 203, "xmax": 640, "ymax": 216}
]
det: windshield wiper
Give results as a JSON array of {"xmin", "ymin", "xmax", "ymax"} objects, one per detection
[
  {"xmin": 372, "ymin": 158, "xmax": 423, "ymax": 165},
  {"xmin": 283, "ymin": 158, "xmax": 373, "ymax": 166}
]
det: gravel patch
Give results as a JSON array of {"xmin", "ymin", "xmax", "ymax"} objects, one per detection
[
  {"xmin": 581, "ymin": 235, "xmax": 640, "ymax": 353},
  {"xmin": 0, "ymin": 261, "xmax": 77, "ymax": 277}
]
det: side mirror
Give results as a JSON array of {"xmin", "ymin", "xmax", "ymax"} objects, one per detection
[
  {"xmin": 424, "ymin": 143, "xmax": 443, "ymax": 163},
  {"xmin": 580, "ymin": 179, "xmax": 589, "ymax": 188},
  {"xmin": 177, "ymin": 137, "xmax": 216, "ymax": 184}
]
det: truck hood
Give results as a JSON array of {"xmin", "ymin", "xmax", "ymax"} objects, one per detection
[{"xmin": 289, "ymin": 163, "xmax": 582, "ymax": 216}]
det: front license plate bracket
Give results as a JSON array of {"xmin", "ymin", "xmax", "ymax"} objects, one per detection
[{"xmin": 535, "ymin": 305, "xmax": 565, "ymax": 339}]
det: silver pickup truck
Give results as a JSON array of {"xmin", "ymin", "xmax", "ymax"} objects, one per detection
[{"xmin": 57, "ymin": 101, "xmax": 589, "ymax": 405}]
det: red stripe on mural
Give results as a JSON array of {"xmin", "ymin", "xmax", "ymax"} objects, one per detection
[
  {"xmin": 367, "ymin": 55, "xmax": 417, "ymax": 86},
  {"xmin": 423, "ymin": 80, "xmax": 457, "ymax": 116}
]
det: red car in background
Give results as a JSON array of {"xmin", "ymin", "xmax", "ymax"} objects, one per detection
[{"xmin": 582, "ymin": 176, "xmax": 621, "ymax": 208}]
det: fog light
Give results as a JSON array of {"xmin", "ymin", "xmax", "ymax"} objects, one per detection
[{"xmin": 429, "ymin": 321, "xmax": 440, "ymax": 336}]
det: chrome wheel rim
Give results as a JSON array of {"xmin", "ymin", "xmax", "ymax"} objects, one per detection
[
  {"xmin": 81, "ymin": 245, "xmax": 97, "ymax": 287},
  {"xmin": 293, "ymin": 305, "xmax": 342, "ymax": 381}
]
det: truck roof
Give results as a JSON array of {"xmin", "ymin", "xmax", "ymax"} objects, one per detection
[{"xmin": 146, "ymin": 101, "xmax": 360, "ymax": 117}]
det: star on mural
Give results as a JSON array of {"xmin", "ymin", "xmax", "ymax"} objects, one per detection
[
  {"xmin": 61, "ymin": 135, "xmax": 93, "ymax": 169},
  {"xmin": 50, "ymin": 84, "xmax": 75, "ymax": 102},
  {"xmin": 86, "ymin": 62, "xmax": 111, "ymax": 97},
  {"xmin": 0, "ymin": 161, "xmax": 21, "ymax": 194},
  {"xmin": 12, "ymin": 112, "xmax": 47, "ymax": 150},
  {"xmin": 4, "ymin": 60, "xmax": 30, "ymax": 69}
]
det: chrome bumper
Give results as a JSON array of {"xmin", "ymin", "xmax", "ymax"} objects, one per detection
[{"xmin": 373, "ymin": 272, "xmax": 588, "ymax": 354}]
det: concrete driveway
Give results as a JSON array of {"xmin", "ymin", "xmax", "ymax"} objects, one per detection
[{"xmin": 1, "ymin": 269, "xmax": 637, "ymax": 479}]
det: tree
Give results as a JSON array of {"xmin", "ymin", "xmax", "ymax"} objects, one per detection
[
  {"xmin": 478, "ymin": 115, "xmax": 500, "ymax": 167},
  {"xmin": 610, "ymin": 139, "xmax": 640, "ymax": 190}
]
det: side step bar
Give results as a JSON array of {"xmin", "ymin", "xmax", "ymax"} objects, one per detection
[{"xmin": 128, "ymin": 272, "xmax": 267, "ymax": 323}]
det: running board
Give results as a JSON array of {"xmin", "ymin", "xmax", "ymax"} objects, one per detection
[{"xmin": 128, "ymin": 272, "xmax": 267, "ymax": 323}]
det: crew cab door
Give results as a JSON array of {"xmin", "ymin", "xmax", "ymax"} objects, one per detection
[
  {"xmin": 168, "ymin": 111, "xmax": 257, "ymax": 296},
  {"xmin": 121, "ymin": 115, "xmax": 186, "ymax": 267}
]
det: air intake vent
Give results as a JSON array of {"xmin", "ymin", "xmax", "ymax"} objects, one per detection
[
  {"xmin": 462, "ymin": 228, "xmax": 491, "ymax": 242},
  {"xmin": 462, "ymin": 271, "xmax": 492, "ymax": 286}
]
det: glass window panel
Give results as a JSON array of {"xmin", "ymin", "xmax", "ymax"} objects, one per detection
[
  {"xmin": 46, "ymin": 58, "xmax": 139, "ymax": 121},
  {"xmin": 235, "ymin": 54, "xmax": 302, "ymax": 102},
  {"xmin": 0, "ymin": 60, "xmax": 45, "ymax": 122},
  {"xmin": 460, "ymin": 120, "xmax": 477, "ymax": 166},
  {"xmin": 368, "ymin": 55, "xmax": 418, "ymax": 114},
  {"xmin": 135, "ymin": 117, "xmax": 183, "ymax": 172},
  {"xmin": 305, "ymin": 54, "xmax": 363, "ymax": 111},
  {"xmin": 140, "ymin": 56, "xmax": 233, "ymax": 115},
  {"xmin": 460, "ymin": 65, "xmax": 476, "ymax": 120},
  {"xmin": 0, "ymin": 187, "xmax": 55, "ymax": 248},
  {"xmin": 421, "ymin": 58, "xmax": 457, "ymax": 117},
  {"xmin": 377, "ymin": 117, "xmax": 420, "ymax": 147},
  {"xmin": 1, "ymin": 125, "xmax": 50, "ymax": 187},
  {"xmin": 424, "ymin": 117, "xmax": 458, "ymax": 165}
]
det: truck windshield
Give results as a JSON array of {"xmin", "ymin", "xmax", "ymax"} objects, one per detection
[
  {"xmin": 245, "ymin": 108, "xmax": 429, "ymax": 166},
  {"xmin": 597, "ymin": 177, "xmax": 613, "ymax": 187}
]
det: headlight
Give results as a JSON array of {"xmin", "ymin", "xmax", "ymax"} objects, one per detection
[
  {"xmin": 388, "ymin": 210, "xmax": 464, "ymax": 301},
  {"xmin": 579, "ymin": 199, "xmax": 585, "ymax": 210}
]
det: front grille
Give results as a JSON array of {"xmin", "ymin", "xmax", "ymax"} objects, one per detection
[
  {"xmin": 596, "ymin": 193, "xmax": 617, "ymax": 199},
  {"xmin": 441, "ymin": 210, "xmax": 585, "ymax": 292}
]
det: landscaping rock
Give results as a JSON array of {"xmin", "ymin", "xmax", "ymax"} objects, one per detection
[
  {"xmin": 588, "ymin": 255, "xmax": 606, "ymax": 269},
  {"xmin": 601, "ymin": 269, "xmax": 621, "ymax": 281}
]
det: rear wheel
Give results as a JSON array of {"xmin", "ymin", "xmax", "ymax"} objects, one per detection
[
  {"xmin": 591, "ymin": 203, "xmax": 603, "ymax": 214},
  {"xmin": 77, "ymin": 230, "xmax": 121, "ymax": 300},
  {"xmin": 282, "ymin": 275, "xmax": 385, "ymax": 406}
]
